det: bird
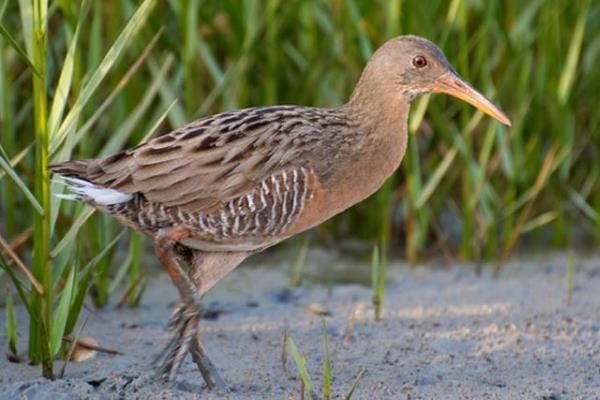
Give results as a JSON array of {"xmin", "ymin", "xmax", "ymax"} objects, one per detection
[{"xmin": 50, "ymin": 35, "xmax": 510, "ymax": 389}]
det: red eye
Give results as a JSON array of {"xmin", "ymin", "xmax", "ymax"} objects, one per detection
[{"xmin": 412, "ymin": 55, "xmax": 427, "ymax": 69}]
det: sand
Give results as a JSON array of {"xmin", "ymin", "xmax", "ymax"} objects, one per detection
[{"xmin": 1, "ymin": 250, "xmax": 599, "ymax": 399}]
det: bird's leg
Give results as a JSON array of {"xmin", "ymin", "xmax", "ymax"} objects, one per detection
[
  {"xmin": 188, "ymin": 315, "xmax": 226, "ymax": 389},
  {"xmin": 153, "ymin": 227, "xmax": 224, "ymax": 389},
  {"xmin": 184, "ymin": 250, "xmax": 248, "ymax": 388}
]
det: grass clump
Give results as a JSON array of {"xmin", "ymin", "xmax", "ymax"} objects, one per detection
[
  {"xmin": 0, "ymin": 0, "xmax": 156, "ymax": 377},
  {"xmin": 287, "ymin": 319, "xmax": 366, "ymax": 400}
]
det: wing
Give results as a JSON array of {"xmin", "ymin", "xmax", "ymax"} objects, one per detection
[
  {"xmin": 66, "ymin": 106, "xmax": 325, "ymax": 214},
  {"xmin": 174, "ymin": 164, "xmax": 320, "ymax": 251}
]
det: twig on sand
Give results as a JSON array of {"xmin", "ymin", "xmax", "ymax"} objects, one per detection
[
  {"xmin": 62, "ymin": 336, "xmax": 123, "ymax": 356},
  {"xmin": 0, "ymin": 232, "xmax": 44, "ymax": 294},
  {"xmin": 116, "ymin": 273, "xmax": 145, "ymax": 308}
]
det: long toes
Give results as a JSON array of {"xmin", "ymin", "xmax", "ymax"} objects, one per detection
[
  {"xmin": 152, "ymin": 305, "xmax": 186, "ymax": 367},
  {"xmin": 189, "ymin": 334, "xmax": 227, "ymax": 390},
  {"xmin": 157, "ymin": 300, "xmax": 202, "ymax": 361},
  {"xmin": 152, "ymin": 337, "xmax": 175, "ymax": 368},
  {"xmin": 157, "ymin": 317, "xmax": 196, "ymax": 382}
]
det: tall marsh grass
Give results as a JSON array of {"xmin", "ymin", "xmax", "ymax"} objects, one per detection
[{"xmin": 0, "ymin": 0, "xmax": 598, "ymax": 376}]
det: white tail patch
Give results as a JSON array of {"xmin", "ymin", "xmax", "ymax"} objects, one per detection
[{"xmin": 54, "ymin": 176, "xmax": 133, "ymax": 205}]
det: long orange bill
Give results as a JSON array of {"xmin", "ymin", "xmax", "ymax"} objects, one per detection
[{"xmin": 433, "ymin": 71, "xmax": 511, "ymax": 126}]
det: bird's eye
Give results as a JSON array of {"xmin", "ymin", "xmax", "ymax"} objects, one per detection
[{"xmin": 412, "ymin": 55, "xmax": 428, "ymax": 69}]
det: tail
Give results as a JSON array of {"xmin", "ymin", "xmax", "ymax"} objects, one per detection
[
  {"xmin": 50, "ymin": 160, "xmax": 133, "ymax": 206},
  {"xmin": 48, "ymin": 160, "xmax": 89, "ymax": 178}
]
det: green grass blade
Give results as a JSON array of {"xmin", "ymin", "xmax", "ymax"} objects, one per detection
[
  {"xmin": 79, "ymin": 229, "xmax": 127, "ymax": 276},
  {"xmin": 65, "ymin": 255, "xmax": 92, "ymax": 336},
  {"xmin": 0, "ymin": 145, "xmax": 44, "ymax": 214},
  {"xmin": 346, "ymin": 0, "xmax": 372, "ymax": 61},
  {"xmin": 288, "ymin": 336, "xmax": 315, "ymax": 393},
  {"xmin": 50, "ymin": 207, "xmax": 95, "ymax": 258},
  {"xmin": 0, "ymin": 0, "xmax": 8, "ymax": 18},
  {"xmin": 29, "ymin": 0, "xmax": 51, "ymax": 377},
  {"xmin": 566, "ymin": 251, "xmax": 575, "ymax": 306},
  {"xmin": 495, "ymin": 125, "xmax": 515, "ymax": 182},
  {"xmin": 504, "ymin": 148, "xmax": 570, "ymax": 217},
  {"xmin": 51, "ymin": 239, "xmax": 74, "ymax": 288},
  {"xmin": 17, "ymin": 0, "xmax": 33, "ymax": 57},
  {"xmin": 370, "ymin": 244, "xmax": 379, "ymax": 304},
  {"xmin": 140, "ymin": 98, "xmax": 179, "ymax": 143},
  {"xmin": 322, "ymin": 319, "xmax": 331, "ymax": 400},
  {"xmin": 107, "ymin": 251, "xmax": 132, "ymax": 294},
  {"xmin": 416, "ymin": 146, "xmax": 458, "ymax": 208},
  {"xmin": 290, "ymin": 237, "xmax": 309, "ymax": 287},
  {"xmin": 5, "ymin": 290, "xmax": 18, "ymax": 355},
  {"xmin": 0, "ymin": 23, "xmax": 40, "ymax": 77},
  {"xmin": 197, "ymin": 35, "xmax": 224, "ymax": 83},
  {"xmin": 47, "ymin": 0, "xmax": 89, "ymax": 139},
  {"xmin": 498, "ymin": 146, "xmax": 560, "ymax": 267},
  {"xmin": 0, "ymin": 254, "xmax": 33, "ymax": 317},
  {"xmin": 343, "ymin": 366, "xmax": 366, "ymax": 400},
  {"xmin": 51, "ymin": 263, "xmax": 76, "ymax": 357},
  {"xmin": 520, "ymin": 211, "xmax": 557, "ymax": 234},
  {"xmin": 0, "ymin": 142, "xmax": 33, "ymax": 181},
  {"xmin": 127, "ymin": 232, "xmax": 144, "ymax": 306},
  {"xmin": 53, "ymin": 28, "xmax": 162, "ymax": 161},
  {"xmin": 147, "ymin": 58, "xmax": 187, "ymax": 127},
  {"xmin": 558, "ymin": 0, "xmax": 590, "ymax": 105},
  {"xmin": 409, "ymin": 95, "xmax": 430, "ymax": 134},
  {"xmin": 568, "ymin": 188, "xmax": 598, "ymax": 222},
  {"xmin": 51, "ymin": 0, "xmax": 156, "ymax": 154},
  {"xmin": 99, "ymin": 55, "xmax": 172, "ymax": 156}
]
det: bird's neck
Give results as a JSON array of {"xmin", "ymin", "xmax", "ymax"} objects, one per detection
[
  {"xmin": 321, "ymin": 89, "xmax": 410, "ymax": 207},
  {"xmin": 346, "ymin": 83, "xmax": 411, "ymax": 172}
]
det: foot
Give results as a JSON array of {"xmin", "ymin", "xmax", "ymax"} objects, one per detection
[
  {"xmin": 154, "ymin": 301, "xmax": 197, "ymax": 381},
  {"xmin": 154, "ymin": 299, "xmax": 226, "ymax": 390},
  {"xmin": 189, "ymin": 328, "xmax": 227, "ymax": 390}
]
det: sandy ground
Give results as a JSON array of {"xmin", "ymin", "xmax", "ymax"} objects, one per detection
[{"xmin": 1, "ymin": 249, "xmax": 600, "ymax": 399}]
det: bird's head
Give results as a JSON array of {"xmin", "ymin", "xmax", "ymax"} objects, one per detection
[{"xmin": 351, "ymin": 35, "xmax": 511, "ymax": 126}]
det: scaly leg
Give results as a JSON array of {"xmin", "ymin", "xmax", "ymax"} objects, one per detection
[
  {"xmin": 184, "ymin": 250, "xmax": 248, "ymax": 388},
  {"xmin": 153, "ymin": 227, "xmax": 225, "ymax": 389}
]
